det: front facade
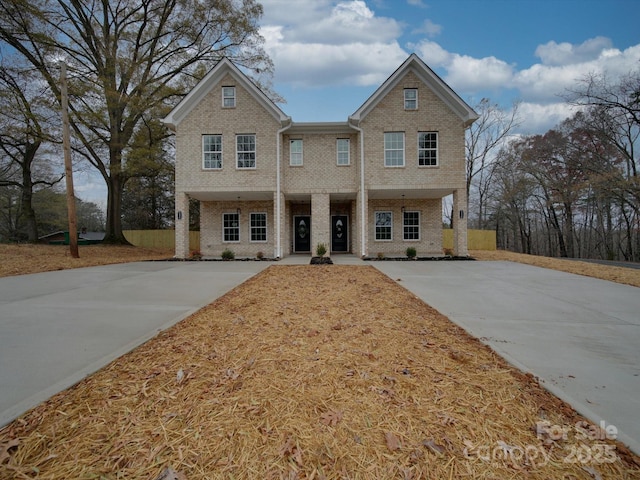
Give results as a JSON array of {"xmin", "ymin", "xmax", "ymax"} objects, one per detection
[{"xmin": 163, "ymin": 54, "xmax": 477, "ymax": 259}]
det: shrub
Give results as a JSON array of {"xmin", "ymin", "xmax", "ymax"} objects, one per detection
[
  {"xmin": 316, "ymin": 242, "xmax": 327, "ymax": 257},
  {"xmin": 377, "ymin": 252, "xmax": 385, "ymax": 260},
  {"xmin": 256, "ymin": 251, "xmax": 264, "ymax": 260},
  {"xmin": 406, "ymin": 246, "xmax": 417, "ymax": 259},
  {"xmin": 443, "ymin": 248, "xmax": 453, "ymax": 256},
  {"xmin": 190, "ymin": 250, "xmax": 202, "ymax": 260},
  {"xmin": 221, "ymin": 248, "xmax": 235, "ymax": 260}
]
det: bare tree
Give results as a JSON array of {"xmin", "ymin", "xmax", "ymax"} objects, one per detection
[
  {"xmin": 0, "ymin": 0, "xmax": 273, "ymax": 243},
  {"xmin": 0, "ymin": 61, "xmax": 62, "ymax": 242}
]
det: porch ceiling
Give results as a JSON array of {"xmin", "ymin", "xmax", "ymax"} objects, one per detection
[
  {"xmin": 186, "ymin": 190, "xmax": 274, "ymax": 202},
  {"xmin": 367, "ymin": 188, "xmax": 454, "ymax": 200}
]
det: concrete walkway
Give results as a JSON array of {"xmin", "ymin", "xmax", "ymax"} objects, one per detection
[
  {"xmin": 372, "ymin": 261, "xmax": 640, "ymax": 455},
  {"xmin": 0, "ymin": 261, "xmax": 269, "ymax": 427}
]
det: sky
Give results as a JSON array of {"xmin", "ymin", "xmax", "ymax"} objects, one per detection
[
  {"xmin": 76, "ymin": 0, "xmax": 640, "ymax": 206},
  {"xmin": 259, "ymin": 0, "xmax": 640, "ymax": 133}
]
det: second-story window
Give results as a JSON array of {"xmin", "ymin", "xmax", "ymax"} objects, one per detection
[
  {"xmin": 337, "ymin": 138, "xmax": 350, "ymax": 165},
  {"xmin": 290, "ymin": 139, "xmax": 303, "ymax": 166},
  {"xmin": 203, "ymin": 134, "xmax": 222, "ymax": 169},
  {"xmin": 222, "ymin": 86, "xmax": 236, "ymax": 107},
  {"xmin": 237, "ymin": 134, "xmax": 256, "ymax": 169},
  {"xmin": 418, "ymin": 132, "xmax": 438, "ymax": 166},
  {"xmin": 384, "ymin": 132, "xmax": 405, "ymax": 167},
  {"xmin": 404, "ymin": 88, "xmax": 417, "ymax": 110}
]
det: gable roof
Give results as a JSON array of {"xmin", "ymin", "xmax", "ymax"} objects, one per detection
[
  {"xmin": 162, "ymin": 57, "xmax": 290, "ymax": 129},
  {"xmin": 349, "ymin": 53, "xmax": 478, "ymax": 127}
]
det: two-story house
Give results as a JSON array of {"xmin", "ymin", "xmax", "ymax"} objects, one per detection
[{"xmin": 163, "ymin": 54, "xmax": 477, "ymax": 259}]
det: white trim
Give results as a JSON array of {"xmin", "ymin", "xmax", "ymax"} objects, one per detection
[{"xmin": 276, "ymin": 121, "xmax": 292, "ymax": 258}]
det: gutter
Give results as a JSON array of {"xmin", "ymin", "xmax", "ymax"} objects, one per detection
[
  {"xmin": 276, "ymin": 119, "xmax": 292, "ymax": 258},
  {"xmin": 348, "ymin": 119, "xmax": 367, "ymax": 258}
]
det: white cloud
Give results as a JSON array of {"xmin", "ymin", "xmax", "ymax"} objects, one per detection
[
  {"xmin": 260, "ymin": 0, "xmax": 406, "ymax": 87},
  {"xmin": 413, "ymin": 40, "xmax": 514, "ymax": 91},
  {"xmin": 515, "ymin": 102, "xmax": 580, "ymax": 134},
  {"xmin": 413, "ymin": 19, "xmax": 442, "ymax": 37},
  {"xmin": 535, "ymin": 36, "xmax": 612, "ymax": 66}
]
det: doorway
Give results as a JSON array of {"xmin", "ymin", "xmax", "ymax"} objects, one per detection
[
  {"xmin": 293, "ymin": 215, "xmax": 311, "ymax": 252},
  {"xmin": 331, "ymin": 215, "xmax": 349, "ymax": 252}
]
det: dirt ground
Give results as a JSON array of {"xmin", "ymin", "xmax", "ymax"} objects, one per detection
[{"xmin": 1, "ymin": 257, "xmax": 639, "ymax": 478}]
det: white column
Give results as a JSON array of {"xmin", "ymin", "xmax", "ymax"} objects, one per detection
[
  {"xmin": 452, "ymin": 189, "xmax": 468, "ymax": 256},
  {"xmin": 175, "ymin": 192, "xmax": 190, "ymax": 258}
]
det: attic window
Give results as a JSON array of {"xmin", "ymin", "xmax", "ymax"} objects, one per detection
[
  {"xmin": 222, "ymin": 86, "xmax": 236, "ymax": 108},
  {"xmin": 404, "ymin": 88, "xmax": 417, "ymax": 110}
]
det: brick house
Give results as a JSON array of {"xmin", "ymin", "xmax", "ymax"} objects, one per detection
[{"xmin": 163, "ymin": 54, "xmax": 477, "ymax": 259}]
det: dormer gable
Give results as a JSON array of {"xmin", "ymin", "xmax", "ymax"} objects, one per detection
[
  {"xmin": 162, "ymin": 57, "xmax": 290, "ymax": 129},
  {"xmin": 349, "ymin": 53, "xmax": 478, "ymax": 127}
]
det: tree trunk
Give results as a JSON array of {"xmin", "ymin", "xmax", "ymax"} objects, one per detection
[{"xmin": 102, "ymin": 144, "xmax": 131, "ymax": 244}]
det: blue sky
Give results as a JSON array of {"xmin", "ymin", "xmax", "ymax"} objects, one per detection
[{"xmin": 260, "ymin": 0, "xmax": 640, "ymax": 133}]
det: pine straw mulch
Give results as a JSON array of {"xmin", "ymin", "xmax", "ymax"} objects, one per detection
[
  {"xmin": 0, "ymin": 244, "xmax": 173, "ymax": 278},
  {"xmin": 1, "ymin": 266, "xmax": 639, "ymax": 480},
  {"xmin": 471, "ymin": 250, "xmax": 640, "ymax": 288}
]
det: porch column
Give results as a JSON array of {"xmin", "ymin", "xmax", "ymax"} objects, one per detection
[
  {"xmin": 357, "ymin": 188, "xmax": 368, "ymax": 257},
  {"xmin": 274, "ymin": 191, "xmax": 285, "ymax": 258},
  {"xmin": 175, "ymin": 191, "xmax": 190, "ymax": 258},
  {"xmin": 311, "ymin": 193, "xmax": 330, "ymax": 255},
  {"xmin": 452, "ymin": 189, "xmax": 468, "ymax": 256}
]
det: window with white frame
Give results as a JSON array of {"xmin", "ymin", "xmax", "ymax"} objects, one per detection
[
  {"xmin": 236, "ymin": 134, "xmax": 256, "ymax": 169},
  {"xmin": 418, "ymin": 132, "xmax": 438, "ymax": 166},
  {"xmin": 202, "ymin": 134, "xmax": 222, "ymax": 169},
  {"xmin": 384, "ymin": 132, "xmax": 405, "ymax": 167},
  {"xmin": 250, "ymin": 212, "xmax": 267, "ymax": 242},
  {"xmin": 222, "ymin": 86, "xmax": 236, "ymax": 107},
  {"xmin": 290, "ymin": 139, "xmax": 303, "ymax": 166},
  {"xmin": 223, "ymin": 213, "xmax": 240, "ymax": 242},
  {"xmin": 337, "ymin": 138, "xmax": 350, "ymax": 165},
  {"xmin": 375, "ymin": 211, "xmax": 392, "ymax": 241},
  {"xmin": 403, "ymin": 211, "xmax": 420, "ymax": 240},
  {"xmin": 404, "ymin": 88, "xmax": 417, "ymax": 110}
]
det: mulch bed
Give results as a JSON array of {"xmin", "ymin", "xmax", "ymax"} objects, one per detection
[{"xmin": 1, "ymin": 266, "xmax": 639, "ymax": 479}]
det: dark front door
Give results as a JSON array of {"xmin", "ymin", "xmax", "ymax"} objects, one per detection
[
  {"xmin": 331, "ymin": 215, "xmax": 348, "ymax": 252},
  {"xmin": 294, "ymin": 216, "xmax": 311, "ymax": 252}
]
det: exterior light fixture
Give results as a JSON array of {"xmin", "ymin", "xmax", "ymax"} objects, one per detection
[{"xmin": 401, "ymin": 194, "xmax": 405, "ymax": 213}]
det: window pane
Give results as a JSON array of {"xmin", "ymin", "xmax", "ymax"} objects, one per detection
[
  {"xmin": 237, "ymin": 135, "xmax": 256, "ymax": 168},
  {"xmin": 250, "ymin": 213, "xmax": 267, "ymax": 242},
  {"xmin": 223, "ymin": 213, "xmax": 240, "ymax": 242},
  {"xmin": 337, "ymin": 138, "xmax": 350, "ymax": 165},
  {"xmin": 203, "ymin": 135, "xmax": 222, "ymax": 169},
  {"xmin": 418, "ymin": 132, "xmax": 438, "ymax": 166},
  {"xmin": 404, "ymin": 89, "xmax": 417, "ymax": 109},
  {"xmin": 384, "ymin": 133, "xmax": 404, "ymax": 167},
  {"xmin": 223, "ymin": 86, "xmax": 235, "ymax": 107},
  {"xmin": 375, "ymin": 211, "xmax": 392, "ymax": 240},
  {"xmin": 403, "ymin": 211, "xmax": 420, "ymax": 240},
  {"xmin": 290, "ymin": 139, "xmax": 303, "ymax": 166}
]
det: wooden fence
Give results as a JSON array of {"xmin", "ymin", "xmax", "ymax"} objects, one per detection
[{"xmin": 124, "ymin": 229, "xmax": 496, "ymax": 252}]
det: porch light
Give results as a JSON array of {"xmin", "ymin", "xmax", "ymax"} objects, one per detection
[
  {"xmin": 459, "ymin": 210, "xmax": 464, "ymax": 219},
  {"xmin": 401, "ymin": 194, "xmax": 405, "ymax": 213}
]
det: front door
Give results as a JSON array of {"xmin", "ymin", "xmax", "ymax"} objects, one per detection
[
  {"xmin": 293, "ymin": 215, "xmax": 311, "ymax": 252},
  {"xmin": 331, "ymin": 215, "xmax": 349, "ymax": 252}
]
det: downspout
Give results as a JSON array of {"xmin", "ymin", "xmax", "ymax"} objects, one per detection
[
  {"xmin": 349, "ymin": 119, "xmax": 366, "ymax": 258},
  {"xmin": 276, "ymin": 119, "xmax": 292, "ymax": 258}
]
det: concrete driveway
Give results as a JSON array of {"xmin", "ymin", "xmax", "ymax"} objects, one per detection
[
  {"xmin": 372, "ymin": 260, "xmax": 640, "ymax": 455},
  {"xmin": 0, "ymin": 261, "xmax": 269, "ymax": 428}
]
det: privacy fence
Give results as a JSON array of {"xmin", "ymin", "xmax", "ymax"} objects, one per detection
[{"xmin": 124, "ymin": 230, "xmax": 496, "ymax": 252}]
